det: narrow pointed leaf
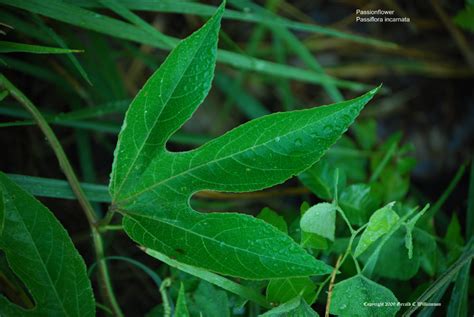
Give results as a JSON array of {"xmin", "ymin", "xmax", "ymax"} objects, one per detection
[
  {"xmin": 175, "ymin": 283, "xmax": 190, "ymax": 317},
  {"xmin": 0, "ymin": 173, "xmax": 95, "ymax": 317},
  {"xmin": 110, "ymin": 5, "xmax": 379, "ymax": 279},
  {"xmin": 0, "ymin": 40, "xmax": 81, "ymax": 54},
  {"xmin": 145, "ymin": 248, "xmax": 271, "ymax": 308}
]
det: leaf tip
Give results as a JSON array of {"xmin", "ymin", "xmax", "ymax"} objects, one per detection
[{"xmin": 368, "ymin": 83, "xmax": 382, "ymax": 96}]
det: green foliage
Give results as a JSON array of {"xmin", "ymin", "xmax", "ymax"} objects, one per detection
[
  {"xmin": 261, "ymin": 297, "xmax": 319, "ymax": 317},
  {"xmin": 109, "ymin": 4, "xmax": 377, "ymax": 279},
  {"xmin": 0, "ymin": 0, "xmax": 375, "ymax": 91},
  {"xmin": 174, "ymin": 284, "xmax": 190, "ymax": 317},
  {"xmin": 258, "ymin": 207, "xmax": 288, "ymax": 233},
  {"xmin": 339, "ymin": 183, "xmax": 381, "ymax": 225},
  {"xmin": 0, "ymin": 40, "xmax": 81, "ymax": 54},
  {"xmin": 0, "ymin": 173, "xmax": 95, "ymax": 316},
  {"xmin": 361, "ymin": 227, "xmax": 437, "ymax": 280},
  {"xmin": 298, "ymin": 159, "xmax": 346, "ymax": 201},
  {"xmin": 330, "ymin": 275, "xmax": 400, "ymax": 317},
  {"xmin": 0, "ymin": 1, "xmax": 471, "ymax": 316},
  {"xmin": 300, "ymin": 203, "xmax": 336, "ymax": 241},
  {"xmin": 188, "ymin": 281, "xmax": 229, "ymax": 317},
  {"xmin": 454, "ymin": 5, "xmax": 474, "ymax": 32},
  {"xmin": 354, "ymin": 202, "xmax": 399, "ymax": 257},
  {"xmin": 266, "ymin": 277, "xmax": 316, "ymax": 306}
]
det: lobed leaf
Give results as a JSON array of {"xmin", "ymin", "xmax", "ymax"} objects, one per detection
[
  {"xmin": 109, "ymin": 4, "xmax": 379, "ymax": 279},
  {"xmin": 0, "ymin": 172, "xmax": 95, "ymax": 317}
]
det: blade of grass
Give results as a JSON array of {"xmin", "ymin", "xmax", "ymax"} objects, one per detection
[
  {"xmin": 422, "ymin": 164, "xmax": 466, "ymax": 223},
  {"xmin": 402, "ymin": 238, "xmax": 474, "ymax": 316},
  {"xmin": 0, "ymin": 10, "xmax": 48, "ymax": 42},
  {"xmin": 272, "ymin": 30, "xmax": 296, "ymax": 111},
  {"xmin": 447, "ymin": 159, "xmax": 474, "ymax": 316},
  {"xmin": 102, "ymin": 0, "xmax": 365, "ymax": 95},
  {"xmin": 99, "ymin": 0, "xmax": 175, "ymax": 49},
  {"xmin": 0, "ymin": 104, "xmax": 213, "ymax": 145},
  {"xmin": 0, "ymin": 40, "xmax": 82, "ymax": 54},
  {"xmin": 1, "ymin": 56, "xmax": 74, "ymax": 91},
  {"xmin": 7, "ymin": 173, "xmax": 111, "ymax": 203},
  {"xmin": 214, "ymin": 72, "xmax": 270, "ymax": 119},
  {"xmin": 230, "ymin": 0, "xmax": 344, "ymax": 103},
  {"xmin": 72, "ymin": 32, "xmax": 126, "ymax": 102},
  {"xmin": 417, "ymin": 283, "xmax": 450, "ymax": 317},
  {"xmin": 32, "ymin": 14, "xmax": 92, "ymax": 85},
  {"xmin": 0, "ymin": 116, "xmax": 212, "ymax": 146},
  {"xmin": 212, "ymin": 6, "xmax": 272, "ymax": 130},
  {"xmin": 447, "ymin": 261, "xmax": 471, "ymax": 317},
  {"xmin": 369, "ymin": 138, "xmax": 398, "ymax": 182},
  {"xmin": 0, "ymin": 0, "xmax": 373, "ymax": 91},
  {"xmin": 0, "ymin": 98, "xmax": 130, "ymax": 125},
  {"xmin": 69, "ymin": 0, "xmax": 396, "ymax": 48},
  {"xmin": 144, "ymin": 248, "xmax": 271, "ymax": 309},
  {"xmin": 465, "ymin": 162, "xmax": 474, "ymax": 237}
]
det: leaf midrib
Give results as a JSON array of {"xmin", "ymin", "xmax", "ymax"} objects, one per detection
[
  {"xmin": 113, "ymin": 18, "xmax": 216, "ymax": 198},
  {"xmin": 117, "ymin": 98, "xmax": 365, "ymax": 203}
]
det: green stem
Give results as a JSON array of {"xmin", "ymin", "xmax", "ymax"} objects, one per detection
[
  {"xmin": 99, "ymin": 206, "xmax": 117, "ymax": 228},
  {"xmin": 339, "ymin": 225, "xmax": 366, "ymax": 269},
  {"xmin": 0, "ymin": 73, "xmax": 124, "ymax": 317},
  {"xmin": 336, "ymin": 206, "xmax": 355, "ymax": 234},
  {"xmin": 351, "ymin": 254, "xmax": 361, "ymax": 274},
  {"xmin": 160, "ymin": 278, "xmax": 172, "ymax": 317},
  {"xmin": 99, "ymin": 225, "xmax": 124, "ymax": 232},
  {"xmin": 315, "ymin": 223, "xmax": 366, "ymax": 300},
  {"xmin": 315, "ymin": 273, "xmax": 333, "ymax": 300},
  {"xmin": 333, "ymin": 168, "xmax": 339, "ymax": 205},
  {"xmin": 422, "ymin": 163, "xmax": 466, "ymax": 223}
]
